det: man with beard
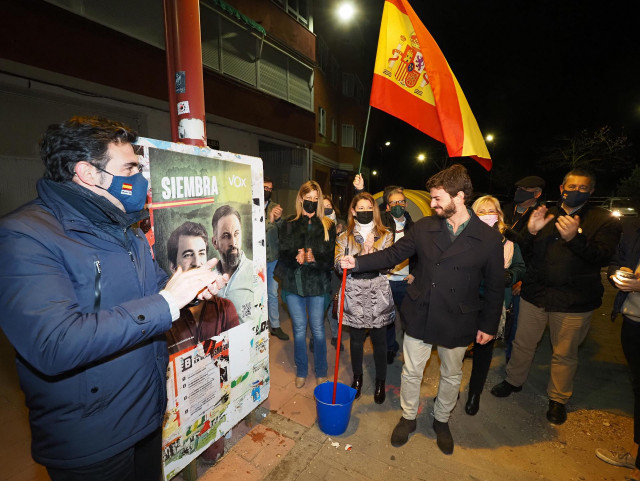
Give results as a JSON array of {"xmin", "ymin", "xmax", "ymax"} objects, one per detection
[
  {"xmin": 341, "ymin": 164, "xmax": 504, "ymax": 455},
  {"xmin": 211, "ymin": 205, "xmax": 255, "ymax": 323}
]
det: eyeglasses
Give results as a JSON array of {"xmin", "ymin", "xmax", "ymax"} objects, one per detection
[
  {"xmin": 388, "ymin": 200, "xmax": 406, "ymax": 207},
  {"xmin": 264, "ymin": 186, "xmax": 273, "ymax": 192}
]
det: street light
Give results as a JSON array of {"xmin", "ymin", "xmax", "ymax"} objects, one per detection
[
  {"xmin": 337, "ymin": 2, "xmax": 356, "ymax": 22},
  {"xmin": 417, "ymin": 153, "xmax": 426, "ymax": 162},
  {"xmin": 372, "ymin": 170, "xmax": 378, "ymax": 176},
  {"xmin": 485, "ymin": 134, "xmax": 495, "ymax": 142},
  {"xmin": 384, "ymin": 141, "xmax": 391, "ymax": 146}
]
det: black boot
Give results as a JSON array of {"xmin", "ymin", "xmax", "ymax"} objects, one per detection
[
  {"xmin": 465, "ymin": 391, "xmax": 481, "ymax": 415},
  {"xmin": 374, "ymin": 379, "xmax": 386, "ymax": 404},
  {"xmin": 351, "ymin": 375, "xmax": 363, "ymax": 400}
]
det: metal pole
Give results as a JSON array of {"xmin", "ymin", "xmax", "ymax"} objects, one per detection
[
  {"xmin": 357, "ymin": 105, "xmax": 372, "ymax": 174},
  {"xmin": 163, "ymin": 0, "xmax": 207, "ymax": 147}
]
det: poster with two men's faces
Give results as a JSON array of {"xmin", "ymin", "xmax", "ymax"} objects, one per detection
[{"xmin": 135, "ymin": 138, "xmax": 269, "ymax": 480}]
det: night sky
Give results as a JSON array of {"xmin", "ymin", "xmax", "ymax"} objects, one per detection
[{"xmin": 348, "ymin": 0, "xmax": 640, "ymax": 199}]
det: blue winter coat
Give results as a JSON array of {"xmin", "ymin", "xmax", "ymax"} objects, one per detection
[{"xmin": 0, "ymin": 179, "xmax": 172, "ymax": 469}]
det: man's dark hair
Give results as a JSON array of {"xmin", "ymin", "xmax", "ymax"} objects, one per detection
[
  {"xmin": 426, "ymin": 164, "xmax": 473, "ymax": 203},
  {"xmin": 166, "ymin": 221, "xmax": 209, "ymax": 269},
  {"xmin": 383, "ymin": 185, "xmax": 404, "ymax": 205},
  {"xmin": 264, "ymin": 176, "xmax": 274, "ymax": 185},
  {"xmin": 40, "ymin": 116, "xmax": 138, "ymax": 182},
  {"xmin": 562, "ymin": 168, "xmax": 596, "ymax": 188},
  {"xmin": 211, "ymin": 205, "xmax": 242, "ymax": 237}
]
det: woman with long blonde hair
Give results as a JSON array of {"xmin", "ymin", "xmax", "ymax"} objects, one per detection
[
  {"xmin": 334, "ymin": 192, "xmax": 395, "ymax": 404},
  {"xmin": 277, "ymin": 181, "xmax": 336, "ymax": 388},
  {"xmin": 465, "ymin": 195, "xmax": 525, "ymax": 415}
]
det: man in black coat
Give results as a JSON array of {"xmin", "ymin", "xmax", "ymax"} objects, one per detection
[
  {"xmin": 341, "ymin": 165, "xmax": 504, "ymax": 455},
  {"xmin": 503, "ymin": 175, "xmax": 546, "ymax": 239},
  {"xmin": 491, "ymin": 169, "xmax": 622, "ymax": 426}
]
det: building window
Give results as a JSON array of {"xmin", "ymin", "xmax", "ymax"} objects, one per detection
[
  {"xmin": 318, "ymin": 107, "xmax": 326, "ymax": 136},
  {"xmin": 273, "ymin": 0, "xmax": 310, "ymax": 28},
  {"xmin": 342, "ymin": 73, "xmax": 355, "ymax": 98},
  {"xmin": 355, "ymin": 128, "xmax": 363, "ymax": 152},
  {"xmin": 342, "ymin": 124, "xmax": 354, "ymax": 148},
  {"xmin": 331, "ymin": 118, "xmax": 337, "ymax": 144}
]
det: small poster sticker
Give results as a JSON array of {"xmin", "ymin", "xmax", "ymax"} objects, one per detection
[
  {"xmin": 175, "ymin": 71, "xmax": 186, "ymax": 93},
  {"xmin": 177, "ymin": 101, "xmax": 190, "ymax": 115}
]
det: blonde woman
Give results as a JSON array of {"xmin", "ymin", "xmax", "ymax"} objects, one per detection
[
  {"xmin": 465, "ymin": 195, "xmax": 525, "ymax": 415},
  {"xmin": 334, "ymin": 192, "xmax": 395, "ymax": 404},
  {"xmin": 277, "ymin": 181, "xmax": 336, "ymax": 388}
]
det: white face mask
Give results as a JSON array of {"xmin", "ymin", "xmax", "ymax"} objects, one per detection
[{"xmin": 478, "ymin": 214, "xmax": 499, "ymax": 227}]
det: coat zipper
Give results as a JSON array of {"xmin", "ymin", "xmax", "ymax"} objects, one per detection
[{"xmin": 93, "ymin": 259, "xmax": 102, "ymax": 313}]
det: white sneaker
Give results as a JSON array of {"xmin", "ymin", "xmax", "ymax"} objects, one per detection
[{"xmin": 595, "ymin": 448, "xmax": 635, "ymax": 469}]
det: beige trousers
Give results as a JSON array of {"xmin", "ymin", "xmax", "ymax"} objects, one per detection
[
  {"xmin": 400, "ymin": 334, "xmax": 467, "ymax": 422},
  {"xmin": 506, "ymin": 298, "xmax": 592, "ymax": 403}
]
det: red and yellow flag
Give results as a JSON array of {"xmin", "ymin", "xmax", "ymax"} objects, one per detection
[{"xmin": 370, "ymin": 0, "xmax": 492, "ymax": 171}]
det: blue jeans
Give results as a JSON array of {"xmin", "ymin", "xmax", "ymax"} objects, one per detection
[
  {"xmin": 287, "ymin": 294, "xmax": 327, "ymax": 378},
  {"xmin": 266, "ymin": 260, "xmax": 280, "ymax": 329},
  {"xmin": 388, "ymin": 279, "xmax": 408, "ymax": 353}
]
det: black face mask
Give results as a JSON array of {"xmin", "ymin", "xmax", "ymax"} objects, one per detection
[
  {"xmin": 562, "ymin": 190, "xmax": 591, "ymax": 208},
  {"xmin": 514, "ymin": 187, "xmax": 535, "ymax": 204},
  {"xmin": 303, "ymin": 200, "xmax": 318, "ymax": 214},
  {"xmin": 324, "ymin": 208, "xmax": 334, "ymax": 216},
  {"xmin": 355, "ymin": 211, "xmax": 374, "ymax": 224},
  {"xmin": 264, "ymin": 190, "xmax": 271, "ymax": 203}
]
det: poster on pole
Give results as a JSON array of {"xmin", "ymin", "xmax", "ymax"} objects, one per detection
[{"xmin": 134, "ymin": 138, "xmax": 269, "ymax": 480}]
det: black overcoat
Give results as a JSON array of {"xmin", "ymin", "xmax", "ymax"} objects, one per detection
[{"xmin": 355, "ymin": 212, "xmax": 504, "ymax": 348}]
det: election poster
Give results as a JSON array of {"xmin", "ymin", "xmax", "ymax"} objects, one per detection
[{"xmin": 134, "ymin": 138, "xmax": 270, "ymax": 480}]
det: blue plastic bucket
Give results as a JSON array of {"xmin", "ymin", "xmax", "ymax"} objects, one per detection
[{"xmin": 314, "ymin": 381, "xmax": 357, "ymax": 435}]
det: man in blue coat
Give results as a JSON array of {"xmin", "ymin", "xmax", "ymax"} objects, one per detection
[
  {"xmin": 0, "ymin": 117, "xmax": 226, "ymax": 480},
  {"xmin": 341, "ymin": 165, "xmax": 504, "ymax": 455}
]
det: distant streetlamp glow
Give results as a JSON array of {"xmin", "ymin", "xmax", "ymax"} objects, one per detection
[
  {"xmin": 384, "ymin": 141, "xmax": 391, "ymax": 146},
  {"xmin": 337, "ymin": 2, "xmax": 355, "ymax": 22},
  {"xmin": 417, "ymin": 153, "xmax": 426, "ymax": 162},
  {"xmin": 485, "ymin": 134, "xmax": 495, "ymax": 142},
  {"xmin": 372, "ymin": 170, "xmax": 378, "ymax": 176}
]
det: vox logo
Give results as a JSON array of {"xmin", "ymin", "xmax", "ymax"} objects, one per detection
[{"xmin": 228, "ymin": 175, "xmax": 247, "ymax": 188}]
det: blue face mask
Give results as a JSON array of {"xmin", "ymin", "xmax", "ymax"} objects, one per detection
[{"xmin": 97, "ymin": 169, "xmax": 149, "ymax": 213}]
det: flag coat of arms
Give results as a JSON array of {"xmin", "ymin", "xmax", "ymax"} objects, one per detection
[{"xmin": 370, "ymin": 0, "xmax": 492, "ymax": 170}]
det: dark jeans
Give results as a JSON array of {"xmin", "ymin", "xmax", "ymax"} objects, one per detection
[
  {"xmin": 468, "ymin": 339, "xmax": 496, "ymax": 394},
  {"xmin": 350, "ymin": 326, "xmax": 387, "ymax": 380},
  {"xmin": 505, "ymin": 295, "xmax": 521, "ymax": 360},
  {"xmin": 47, "ymin": 428, "xmax": 162, "ymax": 481},
  {"xmin": 388, "ymin": 279, "xmax": 408, "ymax": 353},
  {"xmin": 621, "ymin": 317, "xmax": 640, "ymax": 470}
]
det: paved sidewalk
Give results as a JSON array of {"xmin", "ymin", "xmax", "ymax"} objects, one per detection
[{"xmin": 206, "ymin": 274, "xmax": 635, "ymax": 481}]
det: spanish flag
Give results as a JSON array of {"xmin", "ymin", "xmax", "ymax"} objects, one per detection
[{"xmin": 370, "ymin": 0, "xmax": 492, "ymax": 171}]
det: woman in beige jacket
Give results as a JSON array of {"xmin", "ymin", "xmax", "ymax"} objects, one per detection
[{"xmin": 335, "ymin": 192, "xmax": 395, "ymax": 404}]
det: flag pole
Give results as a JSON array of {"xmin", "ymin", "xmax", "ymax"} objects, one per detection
[{"xmin": 357, "ymin": 105, "xmax": 372, "ymax": 174}]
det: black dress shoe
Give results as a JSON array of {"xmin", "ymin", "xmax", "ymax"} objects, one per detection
[
  {"xmin": 351, "ymin": 375, "xmax": 363, "ymax": 400},
  {"xmin": 374, "ymin": 379, "xmax": 386, "ymax": 404},
  {"xmin": 465, "ymin": 392, "xmax": 480, "ymax": 415},
  {"xmin": 390, "ymin": 417, "xmax": 416, "ymax": 447},
  {"xmin": 490, "ymin": 380, "xmax": 522, "ymax": 397},
  {"xmin": 432, "ymin": 419, "xmax": 454, "ymax": 455},
  {"xmin": 546, "ymin": 400, "xmax": 567, "ymax": 425},
  {"xmin": 386, "ymin": 350, "xmax": 396, "ymax": 364}
]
